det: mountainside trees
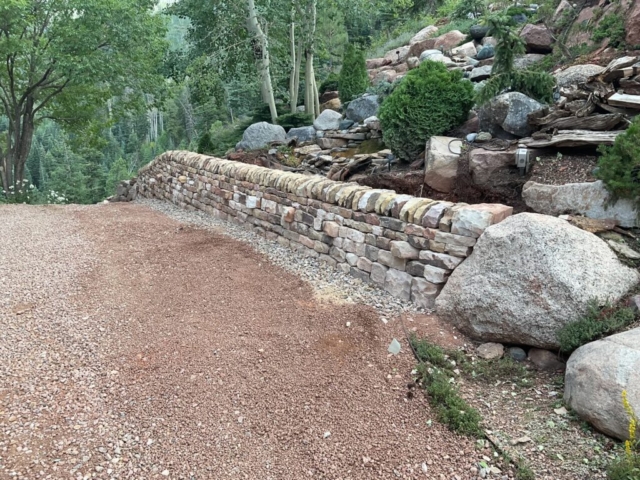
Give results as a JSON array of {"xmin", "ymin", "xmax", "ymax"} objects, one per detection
[{"xmin": 0, "ymin": 0, "xmax": 167, "ymax": 191}]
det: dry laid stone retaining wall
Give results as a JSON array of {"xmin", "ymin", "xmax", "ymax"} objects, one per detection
[{"xmin": 138, "ymin": 151, "xmax": 513, "ymax": 307}]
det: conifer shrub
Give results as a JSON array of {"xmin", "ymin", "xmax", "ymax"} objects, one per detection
[
  {"xmin": 319, "ymin": 73, "xmax": 340, "ymax": 95},
  {"xmin": 276, "ymin": 112, "xmax": 314, "ymax": 130},
  {"xmin": 592, "ymin": 13, "xmax": 626, "ymax": 48},
  {"xmin": 476, "ymin": 14, "xmax": 555, "ymax": 105},
  {"xmin": 338, "ymin": 45, "xmax": 369, "ymax": 104},
  {"xmin": 596, "ymin": 116, "xmax": 640, "ymax": 199},
  {"xmin": 378, "ymin": 60, "xmax": 474, "ymax": 161}
]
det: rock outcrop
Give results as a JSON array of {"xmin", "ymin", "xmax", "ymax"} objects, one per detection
[
  {"xmin": 436, "ymin": 213, "xmax": 639, "ymax": 348},
  {"xmin": 236, "ymin": 122, "xmax": 287, "ymax": 151},
  {"xmin": 519, "ymin": 24, "xmax": 554, "ymax": 53},
  {"xmin": 565, "ymin": 328, "xmax": 640, "ymax": 440}
]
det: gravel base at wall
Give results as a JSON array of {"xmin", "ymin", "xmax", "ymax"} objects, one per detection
[{"xmin": 137, "ymin": 198, "xmax": 422, "ymax": 319}]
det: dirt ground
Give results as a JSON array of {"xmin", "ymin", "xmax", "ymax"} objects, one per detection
[{"xmin": 0, "ymin": 203, "xmax": 620, "ymax": 480}]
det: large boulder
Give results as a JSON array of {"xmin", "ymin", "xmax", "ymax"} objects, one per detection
[
  {"xmin": 520, "ymin": 24, "xmax": 554, "ymax": 53},
  {"xmin": 366, "ymin": 58, "xmax": 392, "ymax": 70},
  {"xmin": 433, "ymin": 30, "xmax": 466, "ymax": 51},
  {"xmin": 236, "ymin": 122, "xmax": 287, "ymax": 151},
  {"xmin": 419, "ymin": 50, "xmax": 455, "ymax": 66},
  {"xmin": 513, "ymin": 53, "xmax": 546, "ymax": 69},
  {"xmin": 314, "ymin": 109, "xmax": 342, "ymax": 131},
  {"xmin": 470, "ymin": 25, "xmax": 490, "ymax": 41},
  {"xmin": 410, "ymin": 25, "xmax": 439, "ymax": 45},
  {"xmin": 384, "ymin": 45, "xmax": 411, "ymax": 65},
  {"xmin": 565, "ymin": 328, "xmax": 640, "ymax": 440},
  {"xmin": 451, "ymin": 41, "xmax": 477, "ymax": 58},
  {"xmin": 554, "ymin": 64, "xmax": 605, "ymax": 89},
  {"xmin": 408, "ymin": 38, "xmax": 437, "ymax": 58},
  {"xmin": 321, "ymin": 98, "xmax": 342, "ymax": 112},
  {"xmin": 424, "ymin": 137, "xmax": 462, "ymax": 193},
  {"xmin": 436, "ymin": 213, "xmax": 639, "ymax": 348},
  {"xmin": 522, "ymin": 180, "xmax": 639, "ymax": 228},
  {"xmin": 478, "ymin": 92, "xmax": 544, "ymax": 138},
  {"xmin": 286, "ymin": 126, "xmax": 316, "ymax": 144},
  {"xmin": 345, "ymin": 95, "xmax": 380, "ymax": 123},
  {"xmin": 476, "ymin": 44, "xmax": 495, "ymax": 60}
]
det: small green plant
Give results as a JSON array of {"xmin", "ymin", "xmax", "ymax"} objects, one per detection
[
  {"xmin": 451, "ymin": 0, "xmax": 486, "ymax": 20},
  {"xmin": 411, "ymin": 336, "xmax": 484, "ymax": 438},
  {"xmin": 339, "ymin": 44, "xmax": 369, "ymax": 104},
  {"xmin": 476, "ymin": 14, "xmax": 555, "ymax": 105},
  {"xmin": 557, "ymin": 301, "xmax": 636, "ymax": 354},
  {"xmin": 319, "ymin": 73, "xmax": 339, "ymax": 95},
  {"xmin": 593, "ymin": 13, "xmax": 626, "ymax": 48},
  {"xmin": 596, "ymin": 116, "xmax": 640, "ymax": 200},
  {"xmin": 379, "ymin": 60, "xmax": 474, "ymax": 161},
  {"xmin": 197, "ymin": 132, "xmax": 216, "ymax": 155},
  {"xmin": 462, "ymin": 357, "xmax": 531, "ymax": 386},
  {"xmin": 607, "ymin": 391, "xmax": 640, "ymax": 480},
  {"xmin": 276, "ymin": 112, "xmax": 314, "ymax": 130},
  {"xmin": 366, "ymin": 80, "xmax": 400, "ymax": 103}
]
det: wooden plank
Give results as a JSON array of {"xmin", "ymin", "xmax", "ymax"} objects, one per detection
[
  {"xmin": 521, "ymin": 130, "xmax": 623, "ymax": 148},
  {"xmin": 538, "ymin": 113, "xmax": 624, "ymax": 131},
  {"xmin": 607, "ymin": 93, "xmax": 640, "ymax": 109}
]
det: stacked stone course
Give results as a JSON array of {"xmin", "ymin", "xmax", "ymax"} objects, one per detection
[{"xmin": 138, "ymin": 151, "xmax": 513, "ymax": 307}]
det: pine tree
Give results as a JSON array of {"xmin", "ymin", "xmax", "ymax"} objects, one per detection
[
  {"xmin": 338, "ymin": 44, "xmax": 369, "ymax": 104},
  {"xmin": 476, "ymin": 14, "xmax": 555, "ymax": 105}
]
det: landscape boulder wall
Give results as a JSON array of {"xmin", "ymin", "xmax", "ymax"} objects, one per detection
[
  {"xmin": 236, "ymin": 122, "xmax": 286, "ymax": 151},
  {"xmin": 435, "ymin": 213, "xmax": 639, "ymax": 348},
  {"xmin": 565, "ymin": 328, "xmax": 640, "ymax": 440},
  {"xmin": 137, "ymin": 151, "xmax": 514, "ymax": 308}
]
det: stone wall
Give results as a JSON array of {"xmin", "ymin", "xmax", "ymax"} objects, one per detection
[{"xmin": 138, "ymin": 151, "xmax": 513, "ymax": 308}]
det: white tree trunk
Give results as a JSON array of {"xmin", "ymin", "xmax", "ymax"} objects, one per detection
[
  {"xmin": 302, "ymin": 0, "xmax": 319, "ymax": 119},
  {"xmin": 246, "ymin": 0, "xmax": 278, "ymax": 124}
]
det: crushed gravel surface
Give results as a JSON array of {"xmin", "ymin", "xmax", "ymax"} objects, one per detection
[{"xmin": 1, "ymin": 202, "xmax": 484, "ymax": 480}]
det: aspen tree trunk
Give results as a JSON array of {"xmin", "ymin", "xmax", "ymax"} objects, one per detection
[
  {"xmin": 303, "ymin": 0, "xmax": 319, "ymax": 120},
  {"xmin": 293, "ymin": 39, "xmax": 303, "ymax": 111},
  {"xmin": 246, "ymin": 0, "xmax": 278, "ymax": 124},
  {"xmin": 289, "ymin": 6, "xmax": 297, "ymax": 113}
]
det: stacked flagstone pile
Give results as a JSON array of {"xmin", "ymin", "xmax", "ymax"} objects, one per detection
[{"xmin": 138, "ymin": 150, "xmax": 512, "ymax": 307}]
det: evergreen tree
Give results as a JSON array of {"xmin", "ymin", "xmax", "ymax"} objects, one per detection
[
  {"xmin": 339, "ymin": 45, "xmax": 369, "ymax": 103},
  {"xmin": 476, "ymin": 14, "xmax": 555, "ymax": 105}
]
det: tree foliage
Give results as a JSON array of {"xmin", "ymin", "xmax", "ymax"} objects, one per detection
[
  {"xmin": 476, "ymin": 14, "xmax": 555, "ymax": 105},
  {"xmin": 0, "ymin": 0, "xmax": 167, "ymax": 191},
  {"xmin": 596, "ymin": 116, "xmax": 640, "ymax": 199},
  {"xmin": 379, "ymin": 60, "xmax": 474, "ymax": 161},
  {"xmin": 338, "ymin": 45, "xmax": 369, "ymax": 103}
]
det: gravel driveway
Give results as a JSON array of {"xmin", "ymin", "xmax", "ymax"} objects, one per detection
[{"xmin": 0, "ymin": 203, "xmax": 477, "ymax": 479}]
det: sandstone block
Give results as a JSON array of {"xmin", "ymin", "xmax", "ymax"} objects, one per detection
[
  {"xmin": 384, "ymin": 269, "xmax": 413, "ymax": 300},
  {"xmin": 378, "ymin": 250, "xmax": 407, "ymax": 270},
  {"xmin": 370, "ymin": 263, "xmax": 388, "ymax": 285},
  {"xmin": 390, "ymin": 241, "xmax": 420, "ymax": 259},
  {"xmin": 451, "ymin": 204, "xmax": 514, "ymax": 238},
  {"xmin": 423, "ymin": 265, "xmax": 450, "ymax": 284},
  {"xmin": 411, "ymin": 278, "xmax": 442, "ymax": 309}
]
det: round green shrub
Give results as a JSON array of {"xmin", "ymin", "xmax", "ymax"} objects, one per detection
[
  {"xmin": 596, "ymin": 116, "xmax": 640, "ymax": 199},
  {"xmin": 338, "ymin": 44, "xmax": 369, "ymax": 104},
  {"xmin": 378, "ymin": 60, "xmax": 474, "ymax": 161},
  {"xmin": 319, "ymin": 73, "xmax": 339, "ymax": 95}
]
